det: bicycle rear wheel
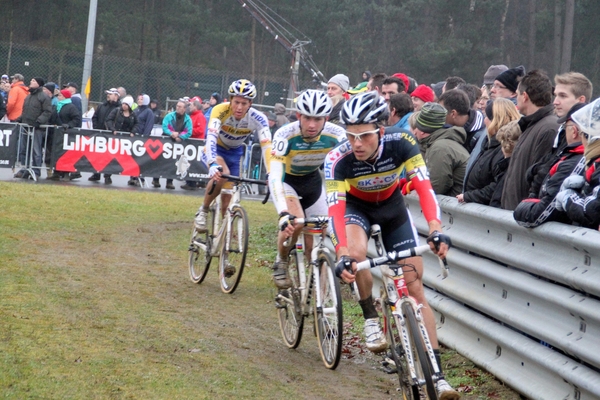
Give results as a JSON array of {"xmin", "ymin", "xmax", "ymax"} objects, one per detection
[
  {"xmin": 402, "ymin": 302, "xmax": 437, "ymax": 400},
  {"xmin": 219, "ymin": 205, "xmax": 248, "ymax": 294},
  {"xmin": 188, "ymin": 224, "xmax": 212, "ymax": 284},
  {"xmin": 276, "ymin": 249, "xmax": 304, "ymax": 348},
  {"xmin": 381, "ymin": 300, "xmax": 416, "ymax": 399},
  {"xmin": 313, "ymin": 251, "xmax": 343, "ymax": 369}
]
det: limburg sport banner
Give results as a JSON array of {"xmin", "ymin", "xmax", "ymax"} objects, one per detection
[
  {"xmin": 51, "ymin": 128, "xmax": 209, "ymax": 180},
  {"xmin": 0, "ymin": 123, "xmax": 19, "ymax": 169}
]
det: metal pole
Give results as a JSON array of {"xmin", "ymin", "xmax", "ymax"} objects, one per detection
[{"xmin": 81, "ymin": 0, "xmax": 98, "ymax": 114}]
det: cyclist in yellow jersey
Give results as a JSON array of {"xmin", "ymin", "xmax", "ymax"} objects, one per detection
[
  {"xmin": 194, "ymin": 79, "xmax": 272, "ymax": 231},
  {"xmin": 269, "ymin": 89, "xmax": 346, "ymax": 288}
]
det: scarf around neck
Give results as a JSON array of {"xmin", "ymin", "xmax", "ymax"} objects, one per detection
[{"xmin": 57, "ymin": 98, "xmax": 72, "ymax": 113}]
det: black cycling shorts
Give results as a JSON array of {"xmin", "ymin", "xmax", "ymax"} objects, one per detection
[
  {"xmin": 345, "ymin": 192, "xmax": 419, "ymax": 252},
  {"xmin": 284, "ymin": 169, "xmax": 323, "ymax": 211}
]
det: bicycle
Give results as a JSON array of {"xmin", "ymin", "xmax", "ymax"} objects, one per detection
[
  {"xmin": 275, "ymin": 216, "xmax": 343, "ymax": 370},
  {"xmin": 188, "ymin": 173, "xmax": 268, "ymax": 294},
  {"xmin": 348, "ymin": 225, "xmax": 450, "ymax": 400}
]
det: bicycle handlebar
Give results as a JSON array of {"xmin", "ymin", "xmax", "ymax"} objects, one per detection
[
  {"xmin": 207, "ymin": 173, "xmax": 270, "ymax": 204},
  {"xmin": 354, "ymin": 244, "xmax": 432, "ymax": 272}
]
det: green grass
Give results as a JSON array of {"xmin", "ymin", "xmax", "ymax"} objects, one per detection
[{"xmin": 0, "ymin": 181, "xmax": 518, "ymax": 399}]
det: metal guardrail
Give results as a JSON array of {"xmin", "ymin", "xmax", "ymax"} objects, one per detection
[{"xmin": 405, "ymin": 194, "xmax": 600, "ymax": 399}]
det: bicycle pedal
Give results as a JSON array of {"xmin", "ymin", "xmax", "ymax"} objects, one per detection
[{"xmin": 381, "ymin": 358, "xmax": 398, "ymax": 374}]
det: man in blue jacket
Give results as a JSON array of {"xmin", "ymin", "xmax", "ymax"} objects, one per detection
[{"xmin": 152, "ymin": 100, "xmax": 192, "ymax": 189}]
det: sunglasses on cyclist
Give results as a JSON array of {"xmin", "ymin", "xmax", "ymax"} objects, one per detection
[{"xmin": 345, "ymin": 128, "xmax": 380, "ymax": 141}]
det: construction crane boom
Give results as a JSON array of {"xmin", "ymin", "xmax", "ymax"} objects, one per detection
[{"xmin": 237, "ymin": 0, "xmax": 327, "ymax": 103}]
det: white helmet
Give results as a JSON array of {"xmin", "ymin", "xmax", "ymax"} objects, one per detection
[
  {"xmin": 295, "ymin": 89, "xmax": 332, "ymax": 117},
  {"xmin": 341, "ymin": 91, "xmax": 389, "ymax": 125},
  {"xmin": 572, "ymin": 98, "xmax": 600, "ymax": 143},
  {"xmin": 228, "ymin": 79, "xmax": 257, "ymax": 100}
]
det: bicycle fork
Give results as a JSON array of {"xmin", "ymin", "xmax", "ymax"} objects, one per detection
[{"xmin": 394, "ymin": 299, "xmax": 442, "ymax": 387}]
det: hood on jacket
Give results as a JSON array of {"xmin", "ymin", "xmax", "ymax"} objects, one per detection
[
  {"xmin": 274, "ymin": 103, "xmax": 286, "ymax": 114},
  {"xmin": 422, "ymin": 126, "xmax": 467, "ymax": 149}
]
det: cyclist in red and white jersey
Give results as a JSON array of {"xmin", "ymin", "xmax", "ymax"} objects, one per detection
[{"xmin": 325, "ymin": 91, "xmax": 458, "ymax": 399}]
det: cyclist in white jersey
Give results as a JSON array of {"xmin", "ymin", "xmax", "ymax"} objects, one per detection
[
  {"xmin": 269, "ymin": 89, "xmax": 346, "ymax": 288},
  {"xmin": 194, "ymin": 79, "xmax": 272, "ymax": 231}
]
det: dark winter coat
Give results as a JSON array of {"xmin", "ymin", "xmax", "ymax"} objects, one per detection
[
  {"xmin": 490, "ymin": 157, "xmax": 510, "ymax": 208},
  {"xmin": 420, "ymin": 126, "xmax": 469, "ymax": 196},
  {"xmin": 501, "ymin": 105, "xmax": 558, "ymax": 210},
  {"xmin": 135, "ymin": 105, "xmax": 155, "ymax": 136},
  {"xmin": 462, "ymin": 135, "xmax": 505, "ymax": 205},
  {"xmin": 92, "ymin": 100, "xmax": 120, "ymax": 130},
  {"xmin": 106, "ymin": 107, "xmax": 139, "ymax": 134},
  {"xmin": 514, "ymin": 143, "xmax": 585, "ymax": 227},
  {"xmin": 563, "ymin": 156, "xmax": 600, "ymax": 229},
  {"xmin": 18, "ymin": 87, "xmax": 52, "ymax": 126},
  {"xmin": 56, "ymin": 103, "xmax": 82, "ymax": 129}
]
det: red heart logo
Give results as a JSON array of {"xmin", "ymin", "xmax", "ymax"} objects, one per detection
[{"xmin": 144, "ymin": 139, "xmax": 163, "ymax": 160}]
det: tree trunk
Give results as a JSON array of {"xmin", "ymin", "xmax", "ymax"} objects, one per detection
[
  {"xmin": 560, "ymin": 0, "xmax": 575, "ymax": 72},
  {"xmin": 500, "ymin": 0, "xmax": 510, "ymax": 63},
  {"xmin": 528, "ymin": 0, "xmax": 536, "ymax": 69},
  {"xmin": 553, "ymin": 0, "xmax": 562, "ymax": 76}
]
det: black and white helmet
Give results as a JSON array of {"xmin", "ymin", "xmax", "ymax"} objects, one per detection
[
  {"xmin": 295, "ymin": 89, "xmax": 332, "ymax": 117},
  {"xmin": 340, "ymin": 91, "xmax": 389, "ymax": 125},
  {"xmin": 228, "ymin": 79, "xmax": 257, "ymax": 100}
]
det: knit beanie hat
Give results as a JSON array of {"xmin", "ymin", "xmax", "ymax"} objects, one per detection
[
  {"xmin": 32, "ymin": 77, "xmax": 45, "ymax": 87},
  {"xmin": 416, "ymin": 102, "xmax": 447, "ymax": 133},
  {"xmin": 407, "ymin": 77, "xmax": 418, "ymax": 94},
  {"xmin": 411, "ymin": 84, "xmax": 435, "ymax": 103},
  {"xmin": 495, "ymin": 65, "xmax": 526, "ymax": 93},
  {"xmin": 328, "ymin": 74, "xmax": 350, "ymax": 92},
  {"xmin": 122, "ymin": 95, "xmax": 134, "ymax": 108},
  {"xmin": 44, "ymin": 82, "xmax": 57, "ymax": 95},
  {"xmin": 430, "ymin": 81, "xmax": 445, "ymax": 99},
  {"xmin": 483, "ymin": 65, "xmax": 509, "ymax": 85},
  {"xmin": 392, "ymin": 73, "xmax": 410, "ymax": 93},
  {"xmin": 60, "ymin": 89, "xmax": 72, "ymax": 99}
]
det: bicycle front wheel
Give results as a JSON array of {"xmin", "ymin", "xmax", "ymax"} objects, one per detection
[
  {"xmin": 276, "ymin": 249, "xmax": 304, "ymax": 348},
  {"xmin": 188, "ymin": 225, "xmax": 212, "ymax": 284},
  {"xmin": 381, "ymin": 300, "xmax": 416, "ymax": 399},
  {"xmin": 313, "ymin": 251, "xmax": 343, "ymax": 369},
  {"xmin": 219, "ymin": 205, "xmax": 249, "ymax": 294},
  {"xmin": 402, "ymin": 302, "xmax": 437, "ymax": 399}
]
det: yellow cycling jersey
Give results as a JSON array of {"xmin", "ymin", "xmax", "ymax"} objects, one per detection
[{"xmin": 205, "ymin": 102, "xmax": 272, "ymax": 168}]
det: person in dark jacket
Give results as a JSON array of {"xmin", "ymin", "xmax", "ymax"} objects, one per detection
[
  {"xmin": 490, "ymin": 121, "xmax": 522, "ymax": 207},
  {"xmin": 14, "ymin": 77, "xmax": 53, "ymax": 179},
  {"xmin": 103, "ymin": 96, "xmax": 138, "ymax": 185},
  {"xmin": 135, "ymin": 94, "xmax": 155, "ymax": 137},
  {"xmin": 514, "ymin": 115, "xmax": 584, "ymax": 227},
  {"xmin": 47, "ymin": 89, "xmax": 83, "ymax": 180},
  {"xmin": 149, "ymin": 99, "xmax": 162, "ymax": 124},
  {"xmin": 89, "ymin": 88, "xmax": 121, "ymax": 183},
  {"xmin": 413, "ymin": 102, "xmax": 469, "ymax": 196},
  {"xmin": 458, "ymin": 98, "xmax": 520, "ymax": 206},
  {"xmin": 555, "ymin": 99, "xmax": 600, "ymax": 229},
  {"xmin": 106, "ymin": 96, "xmax": 139, "ymax": 136},
  {"xmin": 439, "ymin": 89, "xmax": 486, "ymax": 153},
  {"xmin": 501, "ymin": 70, "xmax": 559, "ymax": 210}
]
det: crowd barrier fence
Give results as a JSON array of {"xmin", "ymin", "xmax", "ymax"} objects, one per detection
[
  {"xmin": 404, "ymin": 194, "xmax": 600, "ymax": 399},
  {"xmin": 2, "ymin": 123, "xmax": 267, "ymax": 193}
]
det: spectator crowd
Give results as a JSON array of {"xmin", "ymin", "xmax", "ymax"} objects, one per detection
[{"xmin": 1, "ymin": 64, "xmax": 599, "ymax": 230}]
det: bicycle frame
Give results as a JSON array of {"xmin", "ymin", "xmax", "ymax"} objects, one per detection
[
  {"xmin": 277, "ymin": 217, "xmax": 332, "ymax": 315},
  {"xmin": 207, "ymin": 186, "xmax": 241, "ymax": 258},
  {"xmin": 358, "ymin": 229, "xmax": 443, "ymax": 390}
]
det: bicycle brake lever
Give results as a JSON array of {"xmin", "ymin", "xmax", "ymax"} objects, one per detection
[
  {"xmin": 439, "ymin": 257, "xmax": 449, "ymax": 279},
  {"xmin": 261, "ymin": 186, "xmax": 270, "ymax": 205},
  {"xmin": 207, "ymin": 179, "xmax": 218, "ymax": 196}
]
